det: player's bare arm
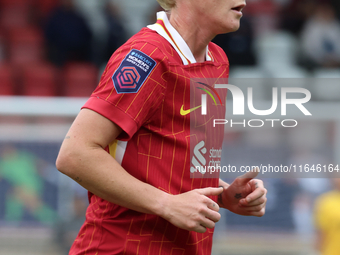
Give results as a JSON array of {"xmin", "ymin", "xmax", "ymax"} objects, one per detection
[
  {"xmin": 56, "ymin": 108, "xmax": 223, "ymax": 233},
  {"xmin": 218, "ymin": 171, "xmax": 267, "ymax": 217}
]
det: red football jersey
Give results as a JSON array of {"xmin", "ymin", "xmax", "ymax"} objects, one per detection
[{"xmin": 70, "ymin": 11, "xmax": 229, "ymax": 255}]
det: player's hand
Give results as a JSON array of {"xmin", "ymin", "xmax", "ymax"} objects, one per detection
[
  {"xmin": 161, "ymin": 187, "xmax": 224, "ymax": 233},
  {"xmin": 218, "ymin": 169, "xmax": 267, "ymax": 217}
]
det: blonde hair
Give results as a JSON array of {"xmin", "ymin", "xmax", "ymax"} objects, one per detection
[{"xmin": 157, "ymin": 0, "xmax": 176, "ymax": 10}]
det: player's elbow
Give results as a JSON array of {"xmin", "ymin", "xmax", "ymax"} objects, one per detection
[
  {"xmin": 56, "ymin": 147, "xmax": 79, "ymax": 178},
  {"xmin": 55, "ymin": 152, "xmax": 67, "ymax": 175}
]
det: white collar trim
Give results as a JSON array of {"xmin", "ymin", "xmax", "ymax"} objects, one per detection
[{"xmin": 147, "ymin": 11, "xmax": 212, "ymax": 65}]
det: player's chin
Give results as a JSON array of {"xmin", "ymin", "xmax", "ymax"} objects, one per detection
[
  {"xmin": 221, "ymin": 20, "xmax": 241, "ymax": 34},
  {"xmin": 229, "ymin": 19, "xmax": 241, "ymax": 32}
]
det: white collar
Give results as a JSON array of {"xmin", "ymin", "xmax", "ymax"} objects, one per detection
[{"xmin": 147, "ymin": 11, "xmax": 213, "ymax": 65}]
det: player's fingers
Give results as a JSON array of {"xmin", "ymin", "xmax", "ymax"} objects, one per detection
[
  {"xmin": 240, "ymin": 196, "xmax": 267, "ymax": 207},
  {"xmin": 249, "ymin": 179, "xmax": 264, "ymax": 190},
  {"xmin": 240, "ymin": 187, "xmax": 267, "ymax": 205},
  {"xmin": 197, "ymin": 187, "xmax": 224, "ymax": 197},
  {"xmin": 195, "ymin": 225, "xmax": 207, "ymax": 233},
  {"xmin": 235, "ymin": 168, "xmax": 259, "ymax": 185},
  {"xmin": 203, "ymin": 207, "xmax": 221, "ymax": 223},
  {"xmin": 187, "ymin": 210, "xmax": 220, "ymax": 233},
  {"xmin": 239, "ymin": 179, "xmax": 266, "ymax": 205},
  {"xmin": 186, "ymin": 220, "xmax": 207, "ymax": 233},
  {"xmin": 242, "ymin": 201, "xmax": 266, "ymax": 212},
  {"xmin": 207, "ymin": 199, "xmax": 220, "ymax": 212},
  {"xmin": 246, "ymin": 207, "xmax": 266, "ymax": 217},
  {"xmin": 200, "ymin": 217, "xmax": 216, "ymax": 229}
]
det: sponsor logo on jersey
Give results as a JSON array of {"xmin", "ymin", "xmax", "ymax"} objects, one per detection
[
  {"xmin": 190, "ymin": 140, "xmax": 207, "ymax": 174},
  {"xmin": 190, "ymin": 141, "xmax": 222, "ymax": 175},
  {"xmin": 112, "ymin": 49, "xmax": 156, "ymax": 94}
]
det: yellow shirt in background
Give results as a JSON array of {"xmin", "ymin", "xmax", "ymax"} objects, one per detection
[{"xmin": 314, "ymin": 191, "xmax": 340, "ymax": 255}]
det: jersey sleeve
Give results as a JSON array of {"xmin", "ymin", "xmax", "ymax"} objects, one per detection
[{"xmin": 82, "ymin": 41, "xmax": 168, "ymax": 141}]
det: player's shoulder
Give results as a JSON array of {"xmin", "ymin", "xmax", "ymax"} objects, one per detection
[
  {"xmin": 208, "ymin": 41, "xmax": 229, "ymax": 64},
  {"xmin": 104, "ymin": 28, "xmax": 171, "ymax": 79},
  {"xmin": 99, "ymin": 28, "xmax": 170, "ymax": 96},
  {"xmin": 127, "ymin": 27, "xmax": 188, "ymax": 63},
  {"xmin": 120, "ymin": 28, "xmax": 176, "ymax": 61}
]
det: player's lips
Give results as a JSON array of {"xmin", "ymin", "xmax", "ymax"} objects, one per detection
[{"xmin": 231, "ymin": 3, "xmax": 246, "ymax": 14}]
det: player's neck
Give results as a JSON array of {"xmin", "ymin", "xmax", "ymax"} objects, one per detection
[{"xmin": 169, "ymin": 9, "xmax": 215, "ymax": 63}]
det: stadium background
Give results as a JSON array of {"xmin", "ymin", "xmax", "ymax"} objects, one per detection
[{"xmin": 0, "ymin": 0, "xmax": 340, "ymax": 254}]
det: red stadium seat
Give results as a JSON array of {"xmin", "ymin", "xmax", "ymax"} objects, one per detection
[
  {"xmin": 37, "ymin": 0, "xmax": 59, "ymax": 18},
  {"xmin": 0, "ymin": 64, "xmax": 15, "ymax": 95},
  {"xmin": 0, "ymin": 0, "xmax": 36, "ymax": 30},
  {"xmin": 0, "ymin": 0, "xmax": 34, "ymax": 7},
  {"xmin": 0, "ymin": 6, "xmax": 31, "ymax": 30},
  {"xmin": 22, "ymin": 62, "xmax": 58, "ymax": 97},
  {"xmin": 63, "ymin": 63, "xmax": 99, "ymax": 97},
  {"xmin": 8, "ymin": 26, "xmax": 44, "ymax": 46},
  {"xmin": 7, "ymin": 27, "xmax": 44, "ymax": 65}
]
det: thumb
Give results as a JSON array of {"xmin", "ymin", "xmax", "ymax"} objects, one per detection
[
  {"xmin": 236, "ymin": 168, "xmax": 259, "ymax": 185},
  {"xmin": 197, "ymin": 187, "xmax": 224, "ymax": 196}
]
